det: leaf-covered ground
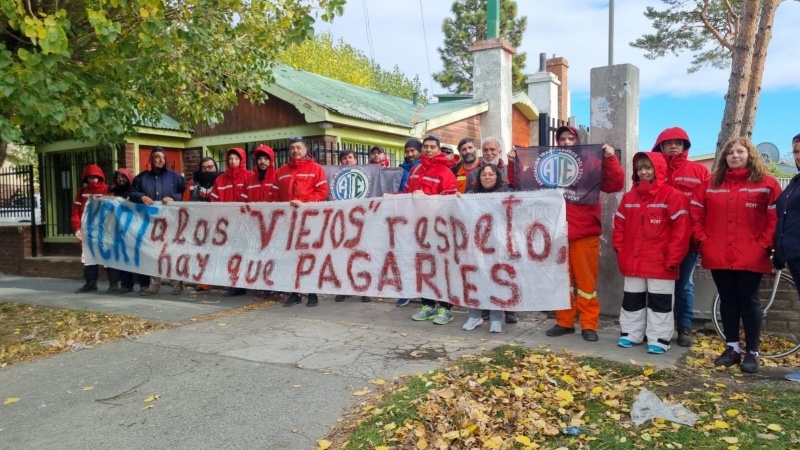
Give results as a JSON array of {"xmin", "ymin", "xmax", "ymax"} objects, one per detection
[
  {"xmin": 0, "ymin": 302, "xmax": 169, "ymax": 367},
  {"xmin": 325, "ymin": 343, "xmax": 800, "ymax": 450}
]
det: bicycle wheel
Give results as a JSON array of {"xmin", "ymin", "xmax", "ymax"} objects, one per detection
[{"xmin": 711, "ymin": 272, "xmax": 800, "ymax": 359}]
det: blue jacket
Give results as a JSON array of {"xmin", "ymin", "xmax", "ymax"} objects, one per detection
[
  {"xmin": 398, "ymin": 160, "xmax": 421, "ymax": 193},
  {"xmin": 130, "ymin": 168, "xmax": 186, "ymax": 203},
  {"xmin": 775, "ymin": 174, "xmax": 800, "ymax": 267}
]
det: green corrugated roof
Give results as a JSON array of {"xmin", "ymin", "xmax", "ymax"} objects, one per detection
[
  {"xmin": 135, "ymin": 113, "xmax": 184, "ymax": 131},
  {"xmin": 270, "ymin": 65, "xmax": 483, "ymax": 127}
]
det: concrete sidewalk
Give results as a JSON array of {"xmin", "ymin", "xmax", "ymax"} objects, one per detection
[{"xmin": 0, "ymin": 274, "xmax": 691, "ymax": 449}]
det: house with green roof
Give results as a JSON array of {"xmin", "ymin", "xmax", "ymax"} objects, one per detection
[{"xmin": 34, "ymin": 64, "xmax": 541, "ymax": 249}]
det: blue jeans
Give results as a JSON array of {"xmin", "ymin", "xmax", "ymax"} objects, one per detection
[{"xmin": 674, "ymin": 252, "xmax": 699, "ymax": 328}]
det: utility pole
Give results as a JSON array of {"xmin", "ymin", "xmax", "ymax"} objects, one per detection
[{"xmin": 609, "ymin": 0, "xmax": 614, "ymax": 65}]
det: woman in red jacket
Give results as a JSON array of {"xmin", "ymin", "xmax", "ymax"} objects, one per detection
[
  {"xmin": 613, "ymin": 152, "xmax": 690, "ymax": 354},
  {"xmin": 692, "ymin": 137, "xmax": 782, "ymax": 373},
  {"xmin": 72, "ymin": 164, "xmax": 109, "ymax": 293}
]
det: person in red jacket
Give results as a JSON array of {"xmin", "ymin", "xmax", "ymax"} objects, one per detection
[
  {"xmin": 544, "ymin": 126, "xmax": 625, "ymax": 341},
  {"xmin": 406, "ymin": 135, "xmax": 458, "ymax": 325},
  {"xmin": 651, "ymin": 127, "xmax": 710, "ymax": 348},
  {"xmin": 613, "ymin": 152, "xmax": 690, "ymax": 354},
  {"xmin": 210, "ymin": 147, "xmax": 252, "ymax": 203},
  {"xmin": 72, "ymin": 164, "xmax": 109, "ymax": 293},
  {"xmin": 245, "ymin": 145, "xmax": 278, "ymax": 204},
  {"xmin": 369, "ymin": 146, "xmax": 390, "ymax": 168},
  {"xmin": 692, "ymin": 137, "xmax": 782, "ymax": 373},
  {"xmin": 277, "ymin": 138, "xmax": 329, "ymax": 307}
]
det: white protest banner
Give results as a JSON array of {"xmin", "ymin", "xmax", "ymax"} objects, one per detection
[{"xmin": 82, "ymin": 190, "xmax": 570, "ymax": 311}]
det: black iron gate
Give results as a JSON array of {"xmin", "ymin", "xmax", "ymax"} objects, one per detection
[{"xmin": 0, "ymin": 164, "xmax": 37, "ymax": 255}]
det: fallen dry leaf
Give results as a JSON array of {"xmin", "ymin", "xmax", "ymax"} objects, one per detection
[{"xmin": 4, "ymin": 397, "xmax": 20, "ymax": 405}]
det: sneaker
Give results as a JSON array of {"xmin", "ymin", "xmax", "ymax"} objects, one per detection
[
  {"xmin": 192, "ymin": 285, "xmax": 210, "ymax": 294},
  {"xmin": 714, "ymin": 346, "xmax": 742, "ymax": 367},
  {"xmin": 432, "ymin": 308, "xmax": 454, "ymax": 325},
  {"xmin": 677, "ymin": 327, "xmax": 693, "ymax": 347},
  {"xmin": 334, "ymin": 295, "xmax": 348, "ymax": 302},
  {"xmin": 171, "ymin": 282, "xmax": 184, "ymax": 296},
  {"xmin": 116, "ymin": 286, "xmax": 133, "ymax": 295},
  {"xmin": 582, "ymin": 330, "xmax": 599, "ymax": 342},
  {"xmin": 75, "ymin": 281, "xmax": 97, "ymax": 294},
  {"xmin": 741, "ymin": 352, "xmax": 759, "ymax": 373},
  {"xmin": 785, "ymin": 369, "xmax": 800, "ymax": 382},
  {"xmin": 618, "ymin": 338, "xmax": 635, "ymax": 348},
  {"xmin": 412, "ymin": 306, "xmax": 437, "ymax": 321},
  {"xmin": 361, "ymin": 296, "xmax": 371, "ymax": 302},
  {"xmin": 396, "ymin": 298, "xmax": 410, "ymax": 307},
  {"xmin": 504, "ymin": 312, "xmax": 518, "ymax": 324},
  {"xmin": 253, "ymin": 291, "xmax": 268, "ymax": 301},
  {"xmin": 223, "ymin": 288, "xmax": 246, "ymax": 297},
  {"xmin": 462, "ymin": 317, "xmax": 484, "ymax": 331},
  {"xmin": 140, "ymin": 284, "xmax": 160, "ymax": 296},
  {"xmin": 106, "ymin": 282, "xmax": 120, "ymax": 294},
  {"xmin": 489, "ymin": 321, "xmax": 502, "ymax": 333},
  {"xmin": 283, "ymin": 293, "xmax": 302, "ymax": 307},
  {"xmin": 647, "ymin": 345, "xmax": 666, "ymax": 354},
  {"xmin": 546, "ymin": 325, "xmax": 576, "ymax": 337},
  {"xmin": 307, "ymin": 294, "xmax": 319, "ymax": 307}
]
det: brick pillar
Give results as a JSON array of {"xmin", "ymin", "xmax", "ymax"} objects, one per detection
[
  {"xmin": 546, "ymin": 57, "xmax": 570, "ymax": 123},
  {"xmin": 117, "ymin": 143, "xmax": 136, "ymax": 170},
  {"xmin": 184, "ymin": 147, "xmax": 204, "ymax": 180}
]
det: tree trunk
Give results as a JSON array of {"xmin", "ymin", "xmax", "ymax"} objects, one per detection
[
  {"xmin": 740, "ymin": 0, "xmax": 781, "ymax": 139},
  {"xmin": 715, "ymin": 0, "xmax": 760, "ymax": 163},
  {"xmin": 0, "ymin": 140, "xmax": 7, "ymax": 167}
]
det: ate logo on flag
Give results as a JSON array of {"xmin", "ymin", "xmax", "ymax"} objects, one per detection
[
  {"xmin": 534, "ymin": 148, "xmax": 585, "ymax": 188},
  {"xmin": 332, "ymin": 167, "xmax": 372, "ymax": 200}
]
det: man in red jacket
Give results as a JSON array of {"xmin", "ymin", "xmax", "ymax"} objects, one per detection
[
  {"xmin": 545, "ymin": 126, "xmax": 625, "ymax": 341},
  {"xmin": 651, "ymin": 127, "xmax": 710, "ymax": 347},
  {"xmin": 245, "ymin": 144, "xmax": 278, "ymax": 203},
  {"xmin": 72, "ymin": 164, "xmax": 109, "ymax": 293},
  {"xmin": 277, "ymin": 138, "xmax": 329, "ymax": 307},
  {"xmin": 406, "ymin": 135, "xmax": 458, "ymax": 324}
]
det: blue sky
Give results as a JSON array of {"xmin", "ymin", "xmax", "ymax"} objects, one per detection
[{"xmin": 317, "ymin": 0, "xmax": 800, "ymax": 159}]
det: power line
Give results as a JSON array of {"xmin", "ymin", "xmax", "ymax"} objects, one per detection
[
  {"xmin": 418, "ymin": 0, "xmax": 434, "ymax": 96},
  {"xmin": 362, "ymin": 0, "xmax": 375, "ymax": 61}
]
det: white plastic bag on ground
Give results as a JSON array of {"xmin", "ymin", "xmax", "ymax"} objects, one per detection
[{"xmin": 630, "ymin": 388, "xmax": 698, "ymax": 426}]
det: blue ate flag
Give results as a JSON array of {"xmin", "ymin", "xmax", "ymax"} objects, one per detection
[{"xmin": 513, "ymin": 144, "xmax": 604, "ymax": 205}]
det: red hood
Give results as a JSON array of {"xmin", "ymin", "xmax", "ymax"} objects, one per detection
[
  {"xmin": 633, "ymin": 151, "xmax": 666, "ymax": 193},
  {"xmin": 253, "ymin": 144, "xmax": 275, "ymax": 162},
  {"xmin": 224, "ymin": 147, "xmax": 249, "ymax": 179},
  {"xmin": 421, "ymin": 153, "xmax": 455, "ymax": 169},
  {"xmin": 113, "ymin": 168, "xmax": 133, "ymax": 185},
  {"xmin": 651, "ymin": 127, "xmax": 691, "ymax": 153},
  {"xmin": 81, "ymin": 164, "xmax": 105, "ymax": 183}
]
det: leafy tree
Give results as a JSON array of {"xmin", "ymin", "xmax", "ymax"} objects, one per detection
[
  {"xmin": 0, "ymin": 0, "xmax": 346, "ymax": 165},
  {"xmin": 631, "ymin": 0, "xmax": 791, "ymax": 157},
  {"xmin": 433, "ymin": 0, "xmax": 527, "ymax": 94},
  {"xmin": 280, "ymin": 32, "xmax": 427, "ymax": 102}
]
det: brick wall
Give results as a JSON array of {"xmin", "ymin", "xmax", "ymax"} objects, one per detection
[
  {"xmin": 511, "ymin": 107, "xmax": 532, "ymax": 147},
  {"xmin": 0, "ymin": 224, "xmax": 84, "ymax": 279},
  {"xmin": 117, "ymin": 143, "xmax": 136, "ymax": 170},
  {"xmin": 184, "ymin": 147, "xmax": 204, "ymax": 181},
  {"xmin": 428, "ymin": 115, "xmax": 482, "ymax": 148},
  {"xmin": 546, "ymin": 57, "xmax": 569, "ymax": 123}
]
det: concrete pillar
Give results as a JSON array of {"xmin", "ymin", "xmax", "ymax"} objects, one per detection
[
  {"xmin": 590, "ymin": 63, "xmax": 639, "ymax": 316},
  {"xmin": 526, "ymin": 71, "xmax": 560, "ymax": 122},
  {"xmin": 470, "ymin": 38, "xmax": 515, "ymax": 158}
]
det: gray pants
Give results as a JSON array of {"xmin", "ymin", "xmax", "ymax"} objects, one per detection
[{"xmin": 468, "ymin": 308, "xmax": 503, "ymax": 321}]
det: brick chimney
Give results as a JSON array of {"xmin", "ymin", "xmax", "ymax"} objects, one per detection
[{"xmin": 546, "ymin": 57, "xmax": 570, "ymax": 123}]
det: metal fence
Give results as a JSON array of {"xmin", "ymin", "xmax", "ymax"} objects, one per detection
[
  {"xmin": 0, "ymin": 164, "xmax": 38, "ymax": 254},
  {"xmin": 40, "ymin": 149, "xmax": 114, "ymax": 238}
]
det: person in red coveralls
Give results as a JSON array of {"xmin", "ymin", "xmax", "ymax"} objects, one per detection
[
  {"xmin": 543, "ymin": 126, "xmax": 624, "ymax": 342},
  {"xmin": 72, "ymin": 164, "xmax": 109, "ymax": 293},
  {"xmin": 244, "ymin": 144, "xmax": 278, "ymax": 300},
  {"xmin": 692, "ymin": 137, "xmax": 782, "ymax": 374},
  {"xmin": 651, "ymin": 127, "xmax": 710, "ymax": 348},
  {"xmin": 406, "ymin": 135, "xmax": 459, "ymax": 325},
  {"xmin": 211, "ymin": 147, "xmax": 254, "ymax": 297},
  {"xmin": 277, "ymin": 138, "xmax": 329, "ymax": 307},
  {"xmin": 613, "ymin": 152, "xmax": 690, "ymax": 354}
]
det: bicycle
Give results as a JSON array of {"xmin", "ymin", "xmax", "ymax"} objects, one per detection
[{"xmin": 711, "ymin": 269, "xmax": 800, "ymax": 359}]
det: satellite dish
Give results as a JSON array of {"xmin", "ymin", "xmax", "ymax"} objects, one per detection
[{"xmin": 757, "ymin": 142, "xmax": 780, "ymax": 163}]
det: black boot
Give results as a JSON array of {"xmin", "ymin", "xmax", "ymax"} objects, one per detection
[
  {"xmin": 307, "ymin": 294, "xmax": 319, "ymax": 307},
  {"xmin": 75, "ymin": 280, "xmax": 97, "ymax": 293}
]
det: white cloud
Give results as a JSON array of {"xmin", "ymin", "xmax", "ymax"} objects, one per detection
[{"xmin": 317, "ymin": 0, "xmax": 800, "ymax": 98}]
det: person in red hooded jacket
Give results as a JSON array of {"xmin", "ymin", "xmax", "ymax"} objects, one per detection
[
  {"xmin": 245, "ymin": 145, "xmax": 278, "ymax": 203},
  {"xmin": 72, "ymin": 164, "xmax": 109, "ymax": 293},
  {"xmin": 538, "ymin": 126, "xmax": 625, "ymax": 342},
  {"xmin": 651, "ymin": 127, "xmax": 710, "ymax": 348},
  {"xmin": 210, "ymin": 147, "xmax": 252, "ymax": 203},
  {"xmin": 613, "ymin": 152, "xmax": 690, "ymax": 354},
  {"xmin": 692, "ymin": 137, "xmax": 781, "ymax": 373},
  {"xmin": 406, "ymin": 135, "xmax": 459, "ymax": 325},
  {"xmin": 277, "ymin": 138, "xmax": 329, "ymax": 307}
]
